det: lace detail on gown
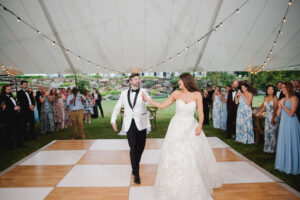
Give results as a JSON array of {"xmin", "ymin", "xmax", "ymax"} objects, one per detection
[{"xmin": 155, "ymin": 100, "xmax": 223, "ymax": 200}]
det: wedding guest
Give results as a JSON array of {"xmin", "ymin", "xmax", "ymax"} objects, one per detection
[
  {"xmin": 226, "ymin": 81, "xmax": 239, "ymax": 139},
  {"xmin": 60, "ymin": 88, "xmax": 68, "ymax": 99},
  {"xmin": 0, "ymin": 85, "xmax": 22, "ymax": 148},
  {"xmin": 67, "ymin": 87, "xmax": 86, "ymax": 139},
  {"xmin": 35, "ymin": 85, "xmax": 43, "ymax": 118},
  {"xmin": 64, "ymin": 87, "xmax": 72, "ymax": 128},
  {"xmin": 212, "ymin": 86, "xmax": 223, "ymax": 129},
  {"xmin": 50, "ymin": 88, "xmax": 63, "ymax": 132},
  {"xmin": 92, "ymin": 88, "xmax": 104, "ymax": 118},
  {"xmin": 235, "ymin": 83, "xmax": 254, "ymax": 144},
  {"xmin": 220, "ymin": 85, "xmax": 231, "ymax": 130},
  {"xmin": 84, "ymin": 90, "xmax": 94, "ymax": 124},
  {"xmin": 276, "ymin": 81, "xmax": 285, "ymax": 100},
  {"xmin": 57, "ymin": 89, "xmax": 66, "ymax": 129},
  {"xmin": 40, "ymin": 88, "xmax": 55, "ymax": 134},
  {"xmin": 257, "ymin": 85, "xmax": 279, "ymax": 153},
  {"xmin": 207, "ymin": 85, "xmax": 215, "ymax": 120},
  {"xmin": 275, "ymin": 82, "xmax": 300, "ymax": 175},
  {"xmin": 17, "ymin": 80, "xmax": 36, "ymax": 141},
  {"xmin": 294, "ymin": 80, "xmax": 300, "ymax": 122},
  {"xmin": 202, "ymin": 89, "xmax": 210, "ymax": 125}
]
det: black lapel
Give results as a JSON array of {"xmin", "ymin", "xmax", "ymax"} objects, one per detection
[
  {"xmin": 132, "ymin": 88, "xmax": 140, "ymax": 108},
  {"xmin": 127, "ymin": 89, "xmax": 133, "ymax": 109}
]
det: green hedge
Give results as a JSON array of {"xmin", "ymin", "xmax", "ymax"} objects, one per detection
[
  {"xmin": 60, "ymin": 82, "xmax": 75, "ymax": 87},
  {"xmin": 16, "ymin": 75, "xmax": 44, "ymax": 78}
]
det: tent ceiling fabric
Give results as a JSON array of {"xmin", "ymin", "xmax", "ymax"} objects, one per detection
[{"xmin": 0, "ymin": 0, "xmax": 299, "ymax": 74}]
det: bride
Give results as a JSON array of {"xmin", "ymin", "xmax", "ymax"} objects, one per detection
[{"xmin": 142, "ymin": 73, "xmax": 222, "ymax": 200}]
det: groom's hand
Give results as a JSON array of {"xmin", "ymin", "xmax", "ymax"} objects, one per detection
[{"xmin": 112, "ymin": 122, "xmax": 118, "ymax": 132}]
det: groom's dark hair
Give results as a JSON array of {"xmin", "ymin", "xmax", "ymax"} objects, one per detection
[{"xmin": 129, "ymin": 73, "xmax": 139, "ymax": 81}]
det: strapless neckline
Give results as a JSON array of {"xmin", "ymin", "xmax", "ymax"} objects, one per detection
[{"xmin": 176, "ymin": 99, "xmax": 196, "ymax": 105}]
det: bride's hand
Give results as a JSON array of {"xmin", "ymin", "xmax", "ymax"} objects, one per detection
[{"xmin": 195, "ymin": 125, "xmax": 202, "ymax": 136}]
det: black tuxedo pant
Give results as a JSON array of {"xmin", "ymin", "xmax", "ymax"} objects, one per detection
[
  {"xmin": 227, "ymin": 110, "xmax": 237, "ymax": 138},
  {"xmin": 4, "ymin": 120, "xmax": 23, "ymax": 148},
  {"xmin": 127, "ymin": 120, "xmax": 146, "ymax": 176},
  {"xmin": 21, "ymin": 110, "xmax": 35, "ymax": 140},
  {"xmin": 92, "ymin": 100, "xmax": 104, "ymax": 118}
]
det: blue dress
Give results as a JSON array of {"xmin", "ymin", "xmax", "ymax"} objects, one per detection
[
  {"xmin": 40, "ymin": 96, "xmax": 55, "ymax": 134},
  {"xmin": 264, "ymin": 100, "xmax": 279, "ymax": 153},
  {"xmin": 235, "ymin": 96, "xmax": 254, "ymax": 144},
  {"xmin": 213, "ymin": 95, "xmax": 222, "ymax": 129},
  {"xmin": 220, "ymin": 93, "xmax": 228, "ymax": 130},
  {"xmin": 275, "ymin": 100, "xmax": 300, "ymax": 175}
]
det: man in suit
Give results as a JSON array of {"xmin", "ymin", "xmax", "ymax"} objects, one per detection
[
  {"xmin": 1, "ymin": 85, "xmax": 22, "ymax": 148},
  {"xmin": 111, "ymin": 73, "xmax": 151, "ymax": 184},
  {"xmin": 35, "ymin": 85, "xmax": 43, "ymax": 119},
  {"xmin": 17, "ymin": 80, "xmax": 36, "ymax": 141},
  {"xmin": 226, "ymin": 80, "xmax": 239, "ymax": 139},
  {"xmin": 207, "ymin": 85, "xmax": 215, "ymax": 120},
  {"xmin": 276, "ymin": 81, "xmax": 285, "ymax": 100}
]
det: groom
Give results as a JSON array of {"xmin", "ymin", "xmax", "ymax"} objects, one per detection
[{"xmin": 111, "ymin": 73, "xmax": 150, "ymax": 184}]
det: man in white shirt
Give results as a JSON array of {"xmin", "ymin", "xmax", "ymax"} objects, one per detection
[
  {"xmin": 111, "ymin": 74, "xmax": 151, "ymax": 184},
  {"xmin": 17, "ymin": 80, "xmax": 36, "ymax": 141},
  {"xmin": 276, "ymin": 81, "xmax": 285, "ymax": 100}
]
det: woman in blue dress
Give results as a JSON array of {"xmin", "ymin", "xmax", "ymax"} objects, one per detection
[
  {"xmin": 220, "ymin": 85, "xmax": 231, "ymax": 130},
  {"xmin": 275, "ymin": 82, "xmax": 300, "ymax": 175},
  {"xmin": 212, "ymin": 86, "xmax": 223, "ymax": 129},
  {"xmin": 257, "ymin": 85, "xmax": 279, "ymax": 153},
  {"xmin": 39, "ymin": 89, "xmax": 55, "ymax": 134},
  {"xmin": 235, "ymin": 83, "xmax": 254, "ymax": 144}
]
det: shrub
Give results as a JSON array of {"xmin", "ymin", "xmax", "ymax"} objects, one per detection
[{"xmin": 110, "ymin": 90, "xmax": 121, "ymax": 95}]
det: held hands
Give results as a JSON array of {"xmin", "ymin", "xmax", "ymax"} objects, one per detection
[
  {"xmin": 14, "ymin": 106, "xmax": 20, "ymax": 111},
  {"xmin": 195, "ymin": 125, "xmax": 202, "ymax": 136},
  {"xmin": 29, "ymin": 105, "xmax": 34, "ymax": 111},
  {"xmin": 278, "ymin": 99, "xmax": 286, "ymax": 107},
  {"xmin": 111, "ymin": 122, "xmax": 118, "ymax": 132}
]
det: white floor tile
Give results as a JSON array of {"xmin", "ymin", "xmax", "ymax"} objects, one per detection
[
  {"xmin": 0, "ymin": 188, "xmax": 53, "ymax": 200},
  {"xmin": 140, "ymin": 150, "xmax": 161, "ymax": 164},
  {"xmin": 57, "ymin": 165, "xmax": 132, "ymax": 187},
  {"xmin": 89, "ymin": 139, "xmax": 130, "ymax": 150},
  {"xmin": 217, "ymin": 161, "xmax": 275, "ymax": 184},
  {"xmin": 207, "ymin": 137, "xmax": 230, "ymax": 148},
  {"xmin": 129, "ymin": 186, "xmax": 155, "ymax": 200},
  {"xmin": 19, "ymin": 150, "xmax": 86, "ymax": 165}
]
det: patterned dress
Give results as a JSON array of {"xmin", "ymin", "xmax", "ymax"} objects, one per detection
[
  {"xmin": 235, "ymin": 96, "xmax": 254, "ymax": 144},
  {"xmin": 64, "ymin": 94, "xmax": 71, "ymax": 127},
  {"xmin": 213, "ymin": 95, "xmax": 222, "ymax": 129},
  {"xmin": 40, "ymin": 96, "xmax": 55, "ymax": 134},
  {"xmin": 263, "ymin": 100, "xmax": 279, "ymax": 153},
  {"xmin": 220, "ymin": 93, "xmax": 228, "ymax": 130},
  {"xmin": 52, "ymin": 97, "xmax": 63, "ymax": 124},
  {"xmin": 84, "ymin": 97, "xmax": 94, "ymax": 114}
]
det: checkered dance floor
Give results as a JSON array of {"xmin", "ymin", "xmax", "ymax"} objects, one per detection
[{"xmin": 0, "ymin": 138, "xmax": 299, "ymax": 200}]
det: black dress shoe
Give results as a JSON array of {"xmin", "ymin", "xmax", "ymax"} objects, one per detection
[{"xmin": 134, "ymin": 174, "xmax": 141, "ymax": 184}]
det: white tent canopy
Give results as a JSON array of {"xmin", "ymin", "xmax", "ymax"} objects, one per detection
[{"xmin": 0, "ymin": 0, "xmax": 300, "ymax": 74}]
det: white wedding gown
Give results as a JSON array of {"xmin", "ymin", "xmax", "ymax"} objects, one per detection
[{"xmin": 155, "ymin": 100, "xmax": 223, "ymax": 200}]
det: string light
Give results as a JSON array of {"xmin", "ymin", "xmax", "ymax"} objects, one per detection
[
  {"xmin": 77, "ymin": 56, "xmax": 81, "ymax": 60},
  {"xmin": 37, "ymin": 30, "xmax": 41, "ymax": 34},
  {"xmin": 88, "ymin": 61, "xmax": 91, "ymax": 65},
  {"xmin": 66, "ymin": 49, "xmax": 69, "ymax": 54},
  {"xmin": 283, "ymin": 17, "xmax": 286, "ymax": 22},
  {"xmin": 288, "ymin": 0, "xmax": 292, "ymax": 6},
  {"xmin": 16, "ymin": 17, "xmax": 20, "ymax": 22},
  {"xmin": 279, "ymin": 31, "xmax": 283, "ymax": 35},
  {"xmin": 52, "ymin": 41, "xmax": 56, "ymax": 46},
  {"xmin": 236, "ymin": 9, "xmax": 240, "ymax": 14}
]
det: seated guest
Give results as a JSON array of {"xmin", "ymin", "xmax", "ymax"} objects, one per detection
[
  {"xmin": 0, "ymin": 85, "xmax": 23, "ymax": 148},
  {"xmin": 275, "ymin": 82, "xmax": 300, "ymax": 175},
  {"xmin": 257, "ymin": 85, "xmax": 279, "ymax": 153},
  {"xmin": 40, "ymin": 89, "xmax": 55, "ymax": 134},
  {"xmin": 67, "ymin": 87, "xmax": 86, "ymax": 139},
  {"xmin": 235, "ymin": 83, "xmax": 254, "ymax": 144}
]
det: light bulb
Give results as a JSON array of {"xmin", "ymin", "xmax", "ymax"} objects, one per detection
[
  {"xmin": 288, "ymin": 1, "xmax": 292, "ymax": 6},
  {"xmin": 52, "ymin": 41, "xmax": 55, "ymax": 46},
  {"xmin": 77, "ymin": 56, "xmax": 81, "ymax": 60},
  {"xmin": 236, "ymin": 9, "xmax": 240, "ymax": 14},
  {"xmin": 66, "ymin": 49, "xmax": 69, "ymax": 54},
  {"xmin": 17, "ymin": 17, "xmax": 20, "ymax": 22},
  {"xmin": 283, "ymin": 18, "xmax": 286, "ymax": 22}
]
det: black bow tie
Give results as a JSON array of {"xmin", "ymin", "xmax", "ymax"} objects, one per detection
[
  {"xmin": 232, "ymin": 90, "xmax": 237, "ymax": 92},
  {"xmin": 131, "ymin": 89, "xmax": 139, "ymax": 93}
]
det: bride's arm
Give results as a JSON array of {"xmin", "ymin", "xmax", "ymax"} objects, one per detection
[
  {"xmin": 142, "ymin": 91, "xmax": 176, "ymax": 109},
  {"xmin": 195, "ymin": 92, "xmax": 203, "ymax": 136}
]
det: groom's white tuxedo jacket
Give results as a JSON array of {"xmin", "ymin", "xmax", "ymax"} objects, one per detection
[{"xmin": 111, "ymin": 88, "xmax": 151, "ymax": 132}]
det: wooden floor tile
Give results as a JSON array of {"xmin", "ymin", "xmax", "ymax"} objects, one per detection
[
  {"xmin": 213, "ymin": 148, "xmax": 245, "ymax": 162},
  {"xmin": 0, "ymin": 165, "xmax": 73, "ymax": 187},
  {"xmin": 213, "ymin": 182, "xmax": 299, "ymax": 200},
  {"xmin": 45, "ymin": 187, "xmax": 129, "ymax": 200},
  {"xmin": 44, "ymin": 140, "xmax": 96, "ymax": 150},
  {"xmin": 145, "ymin": 139, "xmax": 164, "ymax": 149},
  {"xmin": 77, "ymin": 150, "xmax": 130, "ymax": 164},
  {"xmin": 131, "ymin": 164, "xmax": 158, "ymax": 186}
]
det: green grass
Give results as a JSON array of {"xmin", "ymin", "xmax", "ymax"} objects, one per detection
[{"xmin": 0, "ymin": 96, "xmax": 299, "ymax": 192}]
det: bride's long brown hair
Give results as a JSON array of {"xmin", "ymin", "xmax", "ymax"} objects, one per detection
[{"xmin": 179, "ymin": 73, "xmax": 202, "ymax": 93}]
